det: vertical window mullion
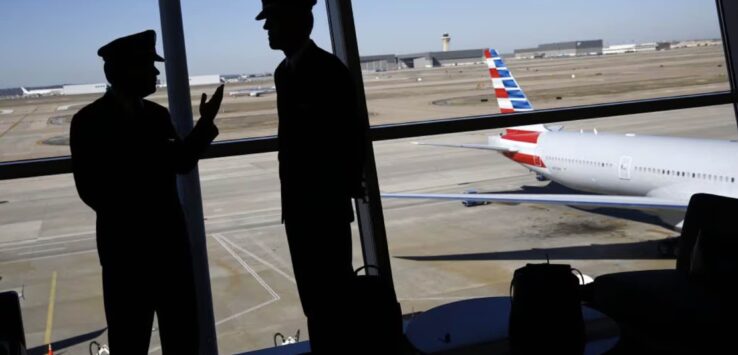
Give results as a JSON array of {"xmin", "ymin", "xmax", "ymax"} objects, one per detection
[
  {"xmin": 325, "ymin": 0, "xmax": 396, "ymax": 289},
  {"xmin": 716, "ymin": 0, "xmax": 738, "ymax": 127},
  {"xmin": 158, "ymin": 1, "xmax": 218, "ymax": 354}
]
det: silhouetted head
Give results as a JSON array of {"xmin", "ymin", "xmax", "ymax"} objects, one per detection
[
  {"xmin": 256, "ymin": 0, "xmax": 316, "ymax": 54},
  {"xmin": 98, "ymin": 30, "xmax": 164, "ymax": 98}
]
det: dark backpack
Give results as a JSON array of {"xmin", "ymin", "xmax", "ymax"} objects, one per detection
[{"xmin": 509, "ymin": 263, "xmax": 585, "ymax": 355}]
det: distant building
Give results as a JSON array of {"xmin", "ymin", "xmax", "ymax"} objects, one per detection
[
  {"xmin": 602, "ymin": 42, "xmax": 670, "ymax": 55},
  {"xmin": 398, "ymin": 49, "xmax": 484, "ymax": 69},
  {"xmin": 672, "ymin": 39, "xmax": 722, "ymax": 49},
  {"xmin": 359, "ymin": 49, "xmax": 485, "ymax": 71},
  {"xmin": 603, "ymin": 44, "xmax": 637, "ymax": 55},
  {"xmin": 360, "ymin": 54, "xmax": 400, "ymax": 72},
  {"xmin": 635, "ymin": 42, "xmax": 658, "ymax": 52},
  {"xmin": 514, "ymin": 40, "xmax": 603, "ymax": 59},
  {"xmin": 513, "ymin": 47, "xmax": 541, "ymax": 59},
  {"xmin": 62, "ymin": 83, "xmax": 108, "ymax": 96},
  {"xmin": 189, "ymin": 74, "xmax": 222, "ymax": 87},
  {"xmin": 220, "ymin": 74, "xmax": 243, "ymax": 83},
  {"xmin": 0, "ymin": 88, "xmax": 24, "ymax": 98}
]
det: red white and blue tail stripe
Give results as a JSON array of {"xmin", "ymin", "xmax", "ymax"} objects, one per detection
[{"xmin": 484, "ymin": 48, "xmax": 534, "ymax": 114}]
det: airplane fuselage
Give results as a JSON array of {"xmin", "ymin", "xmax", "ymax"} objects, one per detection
[{"xmin": 504, "ymin": 131, "xmax": 738, "ymax": 204}]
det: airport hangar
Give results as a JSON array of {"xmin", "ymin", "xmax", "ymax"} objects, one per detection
[
  {"xmin": 360, "ymin": 49, "xmax": 485, "ymax": 72},
  {"xmin": 514, "ymin": 39, "xmax": 603, "ymax": 59}
]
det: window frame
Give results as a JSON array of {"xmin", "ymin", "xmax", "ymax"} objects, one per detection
[{"xmin": 1, "ymin": 1, "xmax": 737, "ymax": 354}]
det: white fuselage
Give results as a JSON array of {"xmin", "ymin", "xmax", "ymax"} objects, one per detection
[{"xmin": 507, "ymin": 131, "xmax": 738, "ymax": 204}]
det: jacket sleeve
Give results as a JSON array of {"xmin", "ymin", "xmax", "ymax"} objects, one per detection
[
  {"xmin": 335, "ymin": 65, "xmax": 367, "ymax": 199},
  {"xmin": 70, "ymin": 112, "xmax": 107, "ymax": 212},
  {"xmin": 162, "ymin": 107, "xmax": 219, "ymax": 174}
]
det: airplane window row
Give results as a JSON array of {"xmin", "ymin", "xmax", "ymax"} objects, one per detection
[
  {"xmin": 634, "ymin": 166, "xmax": 735, "ymax": 183},
  {"xmin": 545, "ymin": 156, "xmax": 614, "ymax": 168}
]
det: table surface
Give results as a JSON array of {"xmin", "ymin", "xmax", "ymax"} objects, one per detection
[{"xmin": 405, "ymin": 296, "xmax": 619, "ymax": 354}]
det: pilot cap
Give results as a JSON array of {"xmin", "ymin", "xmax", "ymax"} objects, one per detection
[
  {"xmin": 255, "ymin": 0, "xmax": 317, "ymax": 20},
  {"xmin": 97, "ymin": 30, "xmax": 165, "ymax": 63}
]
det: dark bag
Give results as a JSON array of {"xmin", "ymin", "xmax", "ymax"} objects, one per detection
[
  {"xmin": 350, "ymin": 265, "xmax": 405, "ymax": 354},
  {"xmin": 0, "ymin": 291, "xmax": 26, "ymax": 355},
  {"xmin": 509, "ymin": 263, "xmax": 585, "ymax": 355}
]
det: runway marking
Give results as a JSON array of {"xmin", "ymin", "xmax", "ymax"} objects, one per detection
[
  {"xmin": 218, "ymin": 233, "xmax": 296, "ymax": 284},
  {"xmin": 148, "ymin": 299, "xmax": 281, "ymax": 354},
  {"xmin": 0, "ymin": 230, "xmax": 95, "ymax": 248},
  {"xmin": 18, "ymin": 247, "xmax": 66, "ymax": 256},
  {"xmin": 248, "ymin": 235, "xmax": 292, "ymax": 274},
  {"xmin": 1, "ymin": 236, "xmax": 93, "ymax": 252},
  {"xmin": 44, "ymin": 271, "xmax": 58, "ymax": 345},
  {"xmin": 211, "ymin": 233, "xmax": 282, "ymax": 329},
  {"xmin": 213, "ymin": 234, "xmax": 279, "ymax": 299},
  {"xmin": 215, "ymin": 298, "xmax": 280, "ymax": 326},
  {"xmin": 205, "ymin": 209, "xmax": 278, "ymax": 220},
  {"xmin": 0, "ymin": 106, "xmax": 34, "ymax": 139},
  {"xmin": 0, "ymin": 249, "xmax": 96, "ymax": 265}
]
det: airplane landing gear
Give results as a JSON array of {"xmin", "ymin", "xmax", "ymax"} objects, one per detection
[{"xmin": 657, "ymin": 238, "xmax": 680, "ymax": 258}]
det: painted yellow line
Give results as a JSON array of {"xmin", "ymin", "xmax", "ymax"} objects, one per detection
[{"xmin": 44, "ymin": 271, "xmax": 58, "ymax": 345}]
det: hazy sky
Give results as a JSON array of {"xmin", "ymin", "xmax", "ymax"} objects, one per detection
[{"xmin": 0, "ymin": 0, "xmax": 723, "ymax": 88}]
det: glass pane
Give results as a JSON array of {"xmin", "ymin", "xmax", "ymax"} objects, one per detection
[
  {"xmin": 0, "ymin": 2, "xmax": 167, "ymax": 162},
  {"xmin": 200, "ymin": 153, "xmax": 364, "ymax": 353},
  {"xmin": 0, "ymin": 0, "xmax": 335, "ymax": 163},
  {"xmin": 377, "ymin": 104, "xmax": 736, "ymax": 315},
  {"xmin": 0, "ymin": 152, "xmax": 367, "ymax": 353},
  {"xmin": 353, "ymin": 0, "xmax": 729, "ymax": 126},
  {"xmin": 181, "ymin": 0, "xmax": 333, "ymax": 142},
  {"xmin": 0, "ymin": 173, "xmax": 101, "ymax": 353}
]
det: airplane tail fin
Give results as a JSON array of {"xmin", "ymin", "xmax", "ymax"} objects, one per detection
[
  {"xmin": 484, "ymin": 49, "xmax": 534, "ymax": 114},
  {"xmin": 484, "ymin": 49, "xmax": 550, "ymax": 139},
  {"xmin": 20, "ymin": 87, "xmax": 29, "ymax": 95}
]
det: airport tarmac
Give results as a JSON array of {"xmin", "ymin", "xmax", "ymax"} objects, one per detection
[{"xmin": 0, "ymin": 46, "xmax": 736, "ymax": 353}]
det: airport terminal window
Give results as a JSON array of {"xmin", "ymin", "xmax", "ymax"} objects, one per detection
[
  {"xmin": 0, "ymin": 174, "xmax": 102, "ymax": 354},
  {"xmin": 176, "ymin": 2, "xmax": 337, "ymax": 352},
  {"xmin": 2, "ymin": 1, "xmax": 738, "ymax": 354},
  {"xmin": 0, "ymin": 2, "xmax": 166, "ymax": 163},
  {"xmin": 352, "ymin": 0, "xmax": 729, "ymax": 127},
  {"xmin": 180, "ymin": 0, "xmax": 333, "ymax": 142},
  {"xmin": 376, "ymin": 104, "xmax": 737, "ymax": 317},
  {"xmin": 197, "ymin": 153, "xmax": 365, "ymax": 353},
  {"xmin": 0, "ymin": 1, "xmax": 334, "ymax": 164}
]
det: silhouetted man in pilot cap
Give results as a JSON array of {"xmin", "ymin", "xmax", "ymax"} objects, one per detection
[
  {"xmin": 257, "ymin": 0, "xmax": 367, "ymax": 352},
  {"xmin": 70, "ymin": 30, "xmax": 224, "ymax": 354}
]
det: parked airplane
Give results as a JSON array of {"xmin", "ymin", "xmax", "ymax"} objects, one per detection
[
  {"xmin": 383, "ymin": 48, "xmax": 738, "ymax": 231},
  {"xmin": 228, "ymin": 86, "xmax": 276, "ymax": 97},
  {"xmin": 20, "ymin": 86, "xmax": 62, "ymax": 97}
]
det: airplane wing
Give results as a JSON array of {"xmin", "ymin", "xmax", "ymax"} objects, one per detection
[
  {"xmin": 412, "ymin": 142, "xmax": 517, "ymax": 153},
  {"xmin": 381, "ymin": 192, "xmax": 688, "ymax": 211}
]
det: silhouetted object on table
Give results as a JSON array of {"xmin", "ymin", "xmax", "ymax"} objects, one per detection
[
  {"xmin": 0, "ymin": 291, "xmax": 26, "ymax": 355},
  {"xmin": 70, "ymin": 30, "xmax": 224, "ymax": 354},
  {"xmin": 586, "ymin": 193, "xmax": 738, "ymax": 354},
  {"xmin": 257, "ymin": 0, "xmax": 370, "ymax": 352},
  {"xmin": 509, "ymin": 263, "xmax": 585, "ymax": 355}
]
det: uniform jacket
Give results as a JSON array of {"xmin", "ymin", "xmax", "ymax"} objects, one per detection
[
  {"xmin": 70, "ymin": 91, "xmax": 218, "ymax": 268},
  {"xmin": 275, "ymin": 41, "xmax": 366, "ymax": 223}
]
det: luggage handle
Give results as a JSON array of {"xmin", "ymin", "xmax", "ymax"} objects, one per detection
[{"xmin": 355, "ymin": 265, "xmax": 380, "ymax": 276}]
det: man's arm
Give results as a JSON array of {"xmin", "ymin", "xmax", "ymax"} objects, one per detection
[
  {"xmin": 166, "ymin": 85, "xmax": 224, "ymax": 174},
  {"xmin": 333, "ymin": 64, "xmax": 367, "ymax": 199}
]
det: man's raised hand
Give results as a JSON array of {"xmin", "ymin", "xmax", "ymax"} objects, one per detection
[{"xmin": 200, "ymin": 84, "xmax": 224, "ymax": 123}]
